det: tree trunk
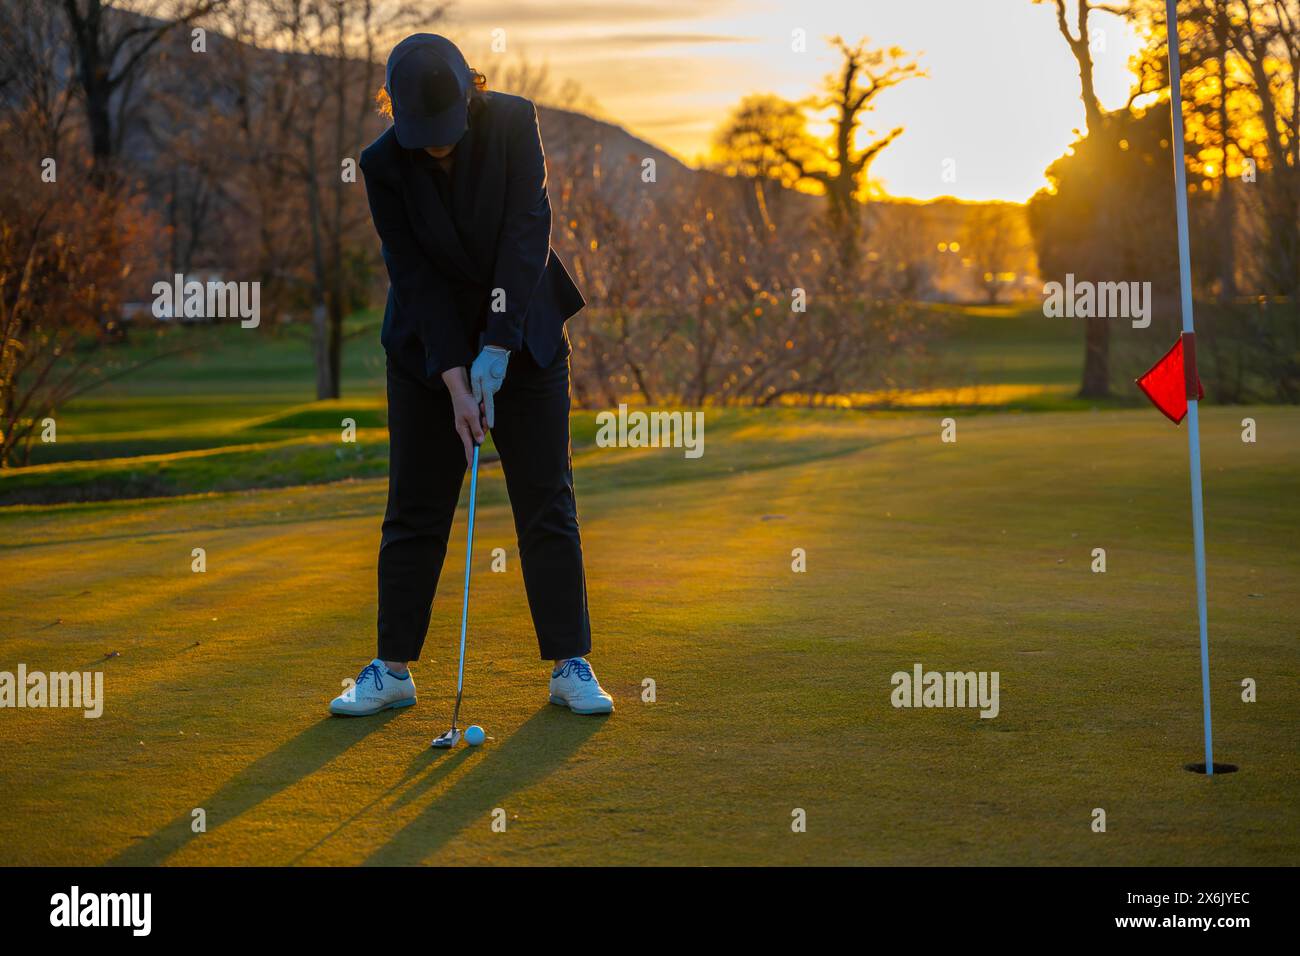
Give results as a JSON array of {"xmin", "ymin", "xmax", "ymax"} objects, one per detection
[
  {"xmin": 312, "ymin": 303, "xmax": 339, "ymax": 399},
  {"xmin": 1053, "ymin": 0, "xmax": 1112, "ymax": 395},
  {"xmin": 85, "ymin": 78, "xmax": 114, "ymax": 183},
  {"xmin": 1213, "ymin": 9, "xmax": 1236, "ymax": 302},
  {"xmin": 1079, "ymin": 315, "xmax": 1110, "ymax": 398}
]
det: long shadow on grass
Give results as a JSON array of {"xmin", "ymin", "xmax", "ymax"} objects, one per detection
[
  {"xmin": 286, "ymin": 748, "xmax": 474, "ymax": 864},
  {"xmin": 108, "ymin": 712, "xmax": 401, "ymax": 866},
  {"xmin": 364, "ymin": 705, "xmax": 603, "ymax": 865}
]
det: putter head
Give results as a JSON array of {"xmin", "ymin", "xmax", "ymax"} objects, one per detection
[{"xmin": 430, "ymin": 728, "xmax": 461, "ymax": 749}]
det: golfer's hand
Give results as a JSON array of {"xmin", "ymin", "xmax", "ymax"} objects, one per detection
[
  {"xmin": 469, "ymin": 345, "xmax": 509, "ymax": 429},
  {"xmin": 441, "ymin": 367, "xmax": 485, "ymax": 464}
]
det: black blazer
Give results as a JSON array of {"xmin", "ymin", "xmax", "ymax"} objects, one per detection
[{"xmin": 360, "ymin": 92, "xmax": 585, "ymax": 380}]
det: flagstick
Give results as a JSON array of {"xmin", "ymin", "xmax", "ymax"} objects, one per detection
[{"xmin": 1165, "ymin": 0, "xmax": 1214, "ymax": 774}]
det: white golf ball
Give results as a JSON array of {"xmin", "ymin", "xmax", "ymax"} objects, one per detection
[{"xmin": 465, "ymin": 725, "xmax": 486, "ymax": 746}]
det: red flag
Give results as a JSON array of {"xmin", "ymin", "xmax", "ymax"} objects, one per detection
[{"xmin": 1136, "ymin": 333, "xmax": 1204, "ymax": 424}]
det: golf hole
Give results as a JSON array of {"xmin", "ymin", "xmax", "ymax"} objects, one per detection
[{"xmin": 1184, "ymin": 762, "xmax": 1239, "ymax": 775}]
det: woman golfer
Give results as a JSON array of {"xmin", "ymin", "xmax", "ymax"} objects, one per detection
[{"xmin": 329, "ymin": 34, "xmax": 612, "ymax": 720}]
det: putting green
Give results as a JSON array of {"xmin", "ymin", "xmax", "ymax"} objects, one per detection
[{"xmin": 0, "ymin": 406, "xmax": 1296, "ymax": 865}]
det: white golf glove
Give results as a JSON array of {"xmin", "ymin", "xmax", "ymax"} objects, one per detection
[{"xmin": 469, "ymin": 345, "xmax": 509, "ymax": 428}]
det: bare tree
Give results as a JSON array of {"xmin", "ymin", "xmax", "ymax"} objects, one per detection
[
  {"xmin": 1219, "ymin": 0, "xmax": 1299, "ymax": 295},
  {"xmin": 962, "ymin": 203, "xmax": 1028, "ymax": 304},
  {"xmin": 0, "ymin": 122, "xmax": 167, "ymax": 466},
  {"xmin": 1037, "ymin": 0, "xmax": 1133, "ymax": 397},
  {"xmin": 208, "ymin": 0, "xmax": 430, "ymax": 399},
  {"xmin": 0, "ymin": 2, "xmax": 179, "ymax": 466},
  {"xmin": 711, "ymin": 93, "xmax": 816, "ymax": 235},
  {"xmin": 1041, "ymin": 0, "xmax": 1125, "ymax": 135},
  {"xmin": 1129, "ymin": 0, "xmax": 1298, "ymax": 298},
  {"xmin": 803, "ymin": 37, "xmax": 923, "ymax": 273},
  {"xmin": 0, "ymin": 1, "xmax": 80, "ymax": 157},
  {"xmin": 59, "ymin": 0, "xmax": 228, "ymax": 186}
]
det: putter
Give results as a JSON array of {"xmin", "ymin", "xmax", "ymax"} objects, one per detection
[{"xmin": 431, "ymin": 440, "xmax": 481, "ymax": 749}]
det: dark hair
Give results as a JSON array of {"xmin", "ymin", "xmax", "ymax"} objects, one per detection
[{"xmin": 375, "ymin": 67, "xmax": 488, "ymax": 119}]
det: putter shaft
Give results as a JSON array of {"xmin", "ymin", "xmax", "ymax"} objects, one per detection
[{"xmin": 437, "ymin": 441, "xmax": 480, "ymax": 746}]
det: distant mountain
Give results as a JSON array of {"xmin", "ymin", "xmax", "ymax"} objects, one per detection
[{"xmin": 537, "ymin": 105, "xmax": 694, "ymax": 186}]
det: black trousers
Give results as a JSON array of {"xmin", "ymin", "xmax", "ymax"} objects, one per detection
[{"xmin": 377, "ymin": 346, "xmax": 592, "ymax": 662}]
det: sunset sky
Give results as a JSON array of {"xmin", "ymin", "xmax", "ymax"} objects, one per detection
[{"xmin": 446, "ymin": 0, "xmax": 1146, "ymax": 203}]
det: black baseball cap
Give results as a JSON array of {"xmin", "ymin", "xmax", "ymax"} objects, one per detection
[{"xmin": 385, "ymin": 34, "xmax": 472, "ymax": 149}]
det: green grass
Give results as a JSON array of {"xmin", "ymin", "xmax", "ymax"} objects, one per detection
[
  {"xmin": 925, "ymin": 302, "xmax": 1087, "ymax": 388},
  {"xmin": 2, "ymin": 306, "xmax": 1295, "ymax": 865},
  {"xmin": 5, "ymin": 303, "xmax": 1089, "ymax": 502},
  {"xmin": 88, "ymin": 313, "xmax": 388, "ymax": 398},
  {"xmin": 18, "ymin": 314, "xmax": 387, "ymax": 467},
  {"xmin": 0, "ymin": 405, "xmax": 1296, "ymax": 865}
]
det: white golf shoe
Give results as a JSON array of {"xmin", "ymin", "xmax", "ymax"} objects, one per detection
[
  {"xmin": 329, "ymin": 659, "xmax": 416, "ymax": 716},
  {"xmin": 548, "ymin": 658, "xmax": 614, "ymax": 715}
]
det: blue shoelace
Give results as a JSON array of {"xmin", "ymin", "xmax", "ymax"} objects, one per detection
[
  {"xmin": 357, "ymin": 662, "xmax": 385, "ymax": 691},
  {"xmin": 556, "ymin": 658, "xmax": 593, "ymax": 681}
]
